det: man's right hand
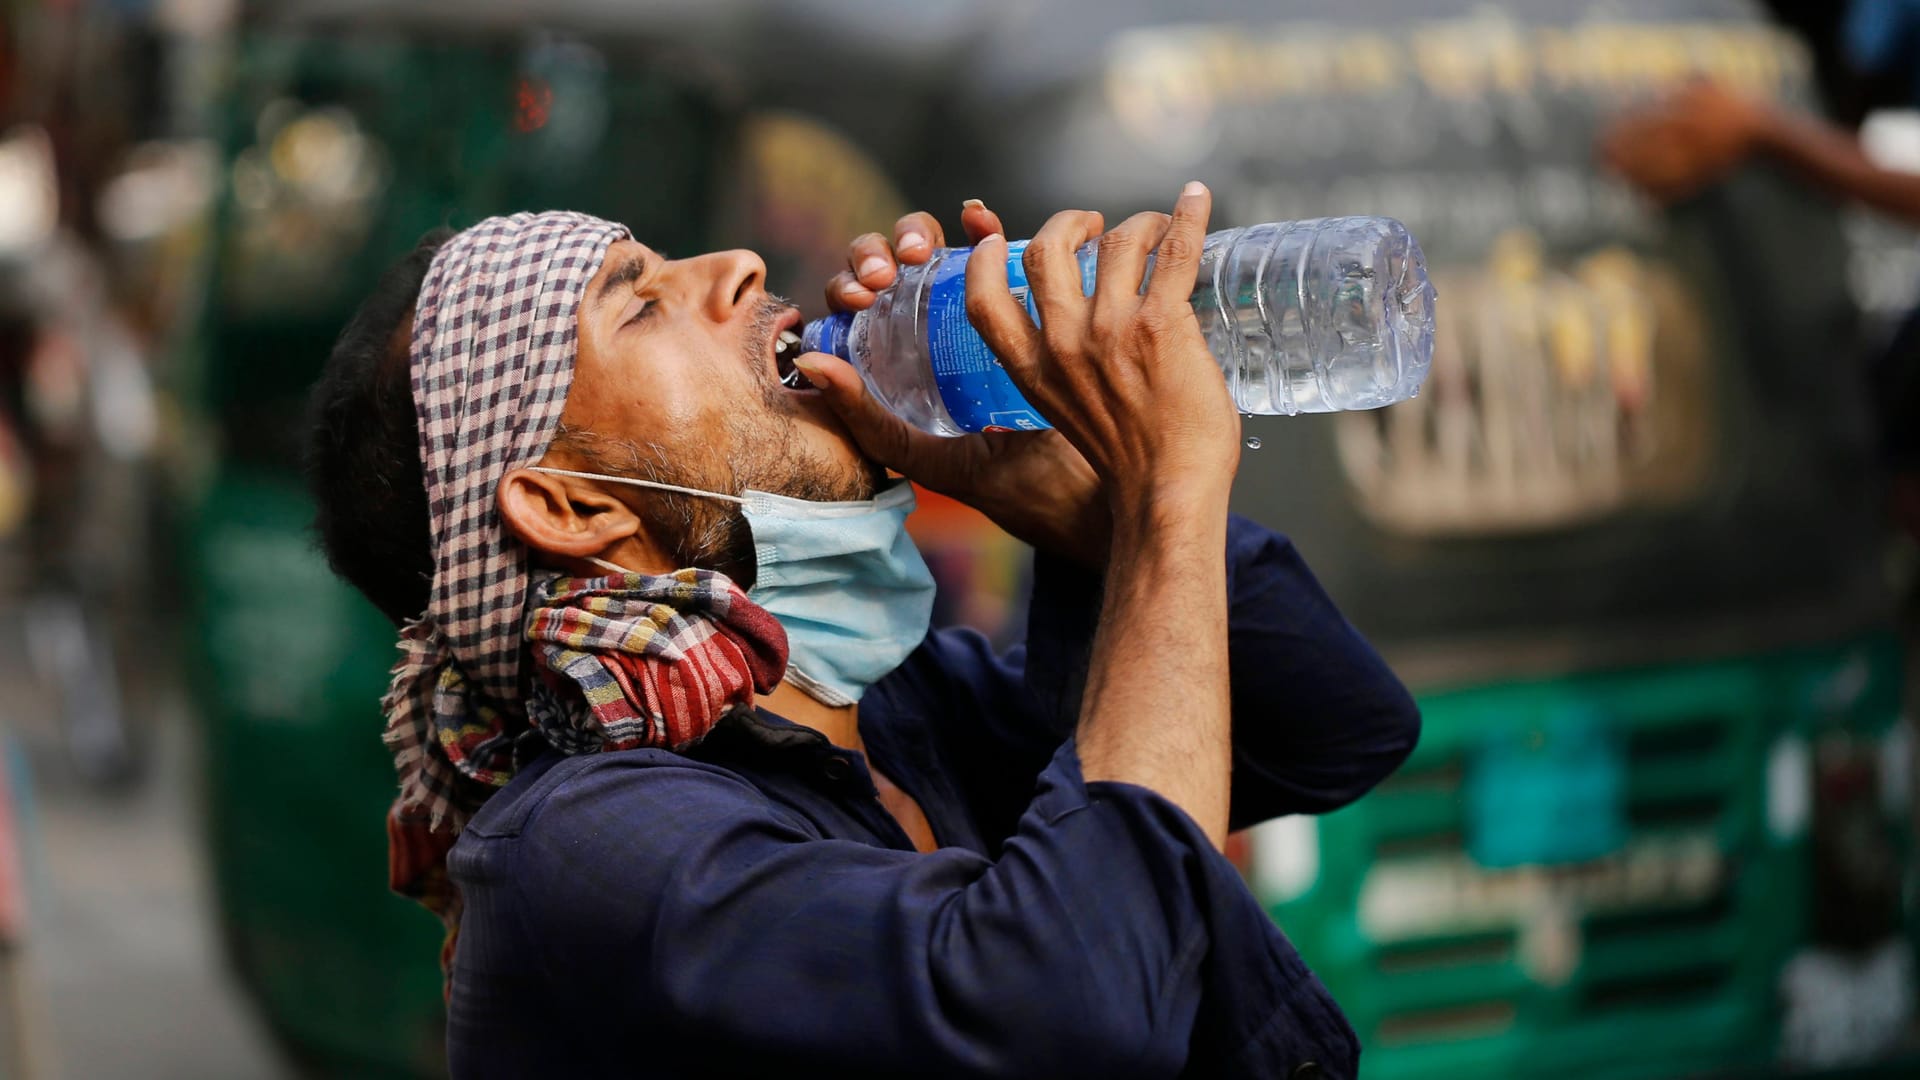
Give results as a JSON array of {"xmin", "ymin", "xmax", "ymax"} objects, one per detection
[
  {"xmin": 965, "ymin": 182, "xmax": 1241, "ymax": 520},
  {"xmin": 966, "ymin": 183, "xmax": 1241, "ymax": 848}
]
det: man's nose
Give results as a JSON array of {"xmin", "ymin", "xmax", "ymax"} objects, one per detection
[{"xmin": 687, "ymin": 250, "xmax": 767, "ymax": 322}]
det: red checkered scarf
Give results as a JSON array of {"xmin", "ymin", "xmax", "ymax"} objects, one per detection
[
  {"xmin": 386, "ymin": 567, "xmax": 787, "ymax": 972},
  {"xmin": 524, "ymin": 569, "xmax": 787, "ymax": 755},
  {"xmin": 379, "ymin": 211, "xmax": 785, "ymax": 968}
]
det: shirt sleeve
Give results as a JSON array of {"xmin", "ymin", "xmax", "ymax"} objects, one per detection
[
  {"xmin": 500, "ymin": 746, "xmax": 1355, "ymax": 1078},
  {"xmin": 904, "ymin": 514, "xmax": 1420, "ymax": 831},
  {"xmin": 1214, "ymin": 513, "xmax": 1421, "ymax": 822}
]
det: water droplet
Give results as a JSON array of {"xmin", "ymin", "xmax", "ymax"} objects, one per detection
[{"xmin": 1244, "ymin": 435, "xmax": 1262, "ymax": 450}]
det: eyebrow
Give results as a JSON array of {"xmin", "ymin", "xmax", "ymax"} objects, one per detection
[{"xmin": 591, "ymin": 253, "xmax": 651, "ymax": 312}]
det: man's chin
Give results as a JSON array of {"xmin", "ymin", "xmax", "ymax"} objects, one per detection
[
  {"xmin": 857, "ymin": 456, "xmax": 888, "ymax": 500},
  {"xmin": 840, "ymin": 435, "xmax": 888, "ymax": 501},
  {"xmin": 824, "ymin": 447, "xmax": 886, "ymax": 503}
]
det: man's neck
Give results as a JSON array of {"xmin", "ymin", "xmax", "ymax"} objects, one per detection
[
  {"xmin": 762, "ymin": 680, "xmax": 863, "ymax": 753},
  {"xmin": 762, "ymin": 675, "xmax": 938, "ymax": 853}
]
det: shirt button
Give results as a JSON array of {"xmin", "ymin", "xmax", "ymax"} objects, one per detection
[
  {"xmin": 1290, "ymin": 1063, "xmax": 1325, "ymax": 1079},
  {"xmin": 821, "ymin": 758, "xmax": 852, "ymax": 782}
]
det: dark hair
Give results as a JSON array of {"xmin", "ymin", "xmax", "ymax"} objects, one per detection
[{"xmin": 305, "ymin": 230, "xmax": 451, "ymax": 625}]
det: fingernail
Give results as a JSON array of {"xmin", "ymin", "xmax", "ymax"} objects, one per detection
[
  {"xmin": 1183, "ymin": 180, "xmax": 1206, "ymax": 196},
  {"xmin": 857, "ymin": 255, "xmax": 890, "ymax": 279},
  {"xmin": 791, "ymin": 354, "xmax": 829, "ymax": 388},
  {"xmin": 896, "ymin": 233, "xmax": 929, "ymax": 255},
  {"xmin": 962, "ymin": 198, "xmax": 985, "ymax": 210},
  {"xmin": 979, "ymin": 232, "xmax": 1003, "ymax": 245}
]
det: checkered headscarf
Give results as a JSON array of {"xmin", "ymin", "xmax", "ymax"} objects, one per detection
[{"xmin": 381, "ymin": 211, "xmax": 630, "ymax": 833}]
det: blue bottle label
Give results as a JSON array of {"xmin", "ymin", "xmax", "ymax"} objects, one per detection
[{"xmin": 923, "ymin": 241, "xmax": 1051, "ymax": 433}]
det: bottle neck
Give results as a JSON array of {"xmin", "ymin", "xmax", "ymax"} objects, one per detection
[{"xmin": 801, "ymin": 311, "xmax": 857, "ymax": 361}]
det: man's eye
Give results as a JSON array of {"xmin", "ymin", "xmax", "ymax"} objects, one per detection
[{"xmin": 623, "ymin": 301, "xmax": 656, "ymax": 329}]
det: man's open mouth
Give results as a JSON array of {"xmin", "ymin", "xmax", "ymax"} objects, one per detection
[{"xmin": 771, "ymin": 309, "xmax": 808, "ymax": 389}]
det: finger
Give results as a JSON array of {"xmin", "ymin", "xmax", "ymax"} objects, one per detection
[
  {"xmin": 1092, "ymin": 210, "xmax": 1171, "ymax": 321},
  {"xmin": 825, "ymin": 270, "xmax": 875, "ymax": 313},
  {"xmin": 1024, "ymin": 208, "xmax": 1104, "ymax": 333},
  {"xmin": 792, "ymin": 351, "xmax": 975, "ymax": 487},
  {"xmin": 1147, "ymin": 181, "xmax": 1211, "ymax": 304},
  {"xmin": 959, "ymin": 198, "xmax": 1005, "ymax": 245},
  {"xmin": 893, "ymin": 211, "xmax": 946, "ymax": 265},
  {"xmin": 965, "ymin": 233, "xmax": 1052, "ymax": 408},
  {"xmin": 849, "ymin": 232, "xmax": 898, "ymax": 290}
]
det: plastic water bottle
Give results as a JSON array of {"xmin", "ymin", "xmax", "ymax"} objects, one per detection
[{"xmin": 802, "ymin": 217, "xmax": 1436, "ymax": 436}]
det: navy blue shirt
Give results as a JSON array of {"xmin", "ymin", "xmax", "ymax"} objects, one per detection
[{"xmin": 445, "ymin": 515, "xmax": 1419, "ymax": 1078}]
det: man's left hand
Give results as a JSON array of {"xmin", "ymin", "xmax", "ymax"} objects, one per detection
[{"xmin": 797, "ymin": 202, "xmax": 1110, "ymax": 566}]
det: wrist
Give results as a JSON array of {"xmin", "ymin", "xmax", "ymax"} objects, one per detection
[{"xmin": 1107, "ymin": 484, "xmax": 1230, "ymax": 556}]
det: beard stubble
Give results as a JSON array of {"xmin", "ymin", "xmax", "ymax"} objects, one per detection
[{"xmin": 554, "ymin": 296, "xmax": 883, "ymax": 589}]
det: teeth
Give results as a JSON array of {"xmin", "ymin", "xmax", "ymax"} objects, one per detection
[{"xmin": 776, "ymin": 327, "xmax": 806, "ymax": 389}]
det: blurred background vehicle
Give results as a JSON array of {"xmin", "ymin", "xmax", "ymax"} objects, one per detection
[{"xmin": 0, "ymin": 0, "xmax": 1916, "ymax": 1077}]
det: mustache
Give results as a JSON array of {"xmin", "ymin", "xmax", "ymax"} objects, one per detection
[{"xmin": 745, "ymin": 294, "xmax": 796, "ymax": 376}]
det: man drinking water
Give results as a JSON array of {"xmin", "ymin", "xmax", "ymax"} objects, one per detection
[{"xmin": 304, "ymin": 183, "xmax": 1419, "ymax": 1077}]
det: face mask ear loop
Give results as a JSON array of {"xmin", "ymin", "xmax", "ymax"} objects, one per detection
[
  {"xmin": 527, "ymin": 466, "xmax": 749, "ymax": 505},
  {"xmin": 529, "ymin": 467, "xmax": 746, "ymax": 576}
]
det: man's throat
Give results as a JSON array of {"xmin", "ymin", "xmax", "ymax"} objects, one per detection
[{"xmin": 762, "ymin": 679, "xmax": 863, "ymax": 752}]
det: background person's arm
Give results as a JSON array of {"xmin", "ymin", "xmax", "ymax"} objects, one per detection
[
  {"xmin": 1601, "ymin": 79, "xmax": 1920, "ymax": 223},
  {"xmin": 1754, "ymin": 106, "xmax": 1920, "ymax": 223}
]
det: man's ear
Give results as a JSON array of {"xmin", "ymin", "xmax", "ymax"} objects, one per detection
[{"xmin": 497, "ymin": 467, "xmax": 641, "ymax": 559}]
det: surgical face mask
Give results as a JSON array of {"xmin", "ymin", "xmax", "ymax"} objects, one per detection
[{"xmin": 530, "ymin": 467, "xmax": 936, "ymax": 707}]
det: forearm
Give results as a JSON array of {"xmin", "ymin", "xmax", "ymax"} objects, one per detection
[
  {"xmin": 1757, "ymin": 109, "xmax": 1920, "ymax": 224},
  {"xmin": 1075, "ymin": 494, "xmax": 1233, "ymax": 848}
]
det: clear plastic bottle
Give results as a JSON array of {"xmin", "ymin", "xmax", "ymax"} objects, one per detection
[{"xmin": 802, "ymin": 216, "xmax": 1436, "ymax": 437}]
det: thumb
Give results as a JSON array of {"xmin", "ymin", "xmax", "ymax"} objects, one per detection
[{"xmin": 793, "ymin": 352, "xmax": 941, "ymax": 479}]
